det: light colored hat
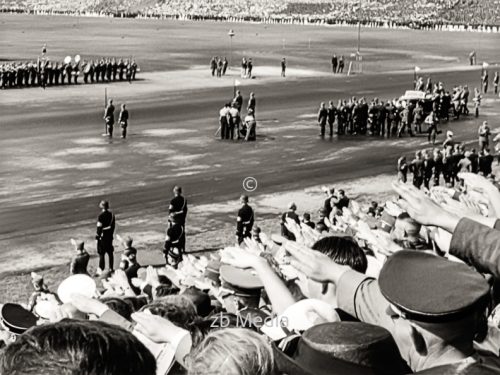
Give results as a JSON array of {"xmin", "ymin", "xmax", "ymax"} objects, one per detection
[{"xmin": 57, "ymin": 274, "xmax": 96, "ymax": 304}]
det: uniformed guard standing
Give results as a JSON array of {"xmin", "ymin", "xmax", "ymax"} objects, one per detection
[
  {"xmin": 169, "ymin": 186, "xmax": 188, "ymax": 226},
  {"xmin": 118, "ymin": 103, "xmax": 129, "ymax": 139},
  {"xmin": 104, "ymin": 99, "xmax": 115, "ymax": 137},
  {"xmin": 236, "ymin": 195, "xmax": 254, "ymax": 245},
  {"xmin": 95, "ymin": 200, "xmax": 115, "ymax": 274},
  {"xmin": 163, "ymin": 213, "xmax": 185, "ymax": 269}
]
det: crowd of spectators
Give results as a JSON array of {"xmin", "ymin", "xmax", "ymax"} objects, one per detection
[
  {"xmin": 1, "ymin": 0, "xmax": 499, "ymax": 31},
  {"xmin": 2, "ymin": 129, "xmax": 500, "ymax": 372}
]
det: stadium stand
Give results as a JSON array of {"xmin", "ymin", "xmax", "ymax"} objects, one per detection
[{"xmin": 1, "ymin": 0, "xmax": 499, "ymax": 28}]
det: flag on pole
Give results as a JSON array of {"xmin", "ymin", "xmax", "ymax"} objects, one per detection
[
  {"xmin": 482, "ymin": 62, "xmax": 489, "ymax": 69},
  {"xmin": 415, "ymin": 66, "xmax": 421, "ymax": 72},
  {"xmin": 234, "ymin": 79, "xmax": 241, "ymax": 87}
]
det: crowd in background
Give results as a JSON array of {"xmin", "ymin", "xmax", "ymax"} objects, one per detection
[{"xmin": 1, "ymin": 0, "xmax": 500, "ymax": 31}]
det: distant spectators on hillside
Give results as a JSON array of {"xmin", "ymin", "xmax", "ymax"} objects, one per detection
[{"xmin": 0, "ymin": 0, "xmax": 499, "ymax": 29}]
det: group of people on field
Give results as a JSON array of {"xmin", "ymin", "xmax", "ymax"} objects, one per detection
[{"xmin": 218, "ymin": 90, "xmax": 257, "ymax": 141}]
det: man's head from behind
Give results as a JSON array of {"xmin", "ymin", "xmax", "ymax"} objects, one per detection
[{"xmin": 0, "ymin": 319, "xmax": 156, "ymax": 375}]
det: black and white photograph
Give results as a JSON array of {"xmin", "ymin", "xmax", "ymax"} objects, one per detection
[{"xmin": 0, "ymin": 0, "xmax": 500, "ymax": 374}]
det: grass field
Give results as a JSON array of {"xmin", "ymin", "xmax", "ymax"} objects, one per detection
[
  {"xmin": 1, "ymin": 14, "xmax": 499, "ymax": 304},
  {"xmin": 1, "ymin": 14, "xmax": 500, "ymax": 73}
]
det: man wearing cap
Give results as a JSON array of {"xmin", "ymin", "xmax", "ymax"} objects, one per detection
[
  {"xmin": 164, "ymin": 213, "xmax": 185, "ymax": 268},
  {"xmin": 119, "ymin": 238, "xmax": 140, "ymax": 281},
  {"xmin": 281, "ymin": 202, "xmax": 300, "ymax": 241},
  {"xmin": 285, "ymin": 243, "xmax": 500, "ymax": 373},
  {"xmin": 96, "ymin": 200, "xmax": 115, "ymax": 274},
  {"xmin": 169, "ymin": 186, "xmax": 188, "ymax": 226},
  {"xmin": 70, "ymin": 240, "xmax": 90, "ymax": 275},
  {"xmin": 236, "ymin": 195, "xmax": 254, "ymax": 245}
]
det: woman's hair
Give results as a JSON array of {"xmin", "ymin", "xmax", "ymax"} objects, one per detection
[
  {"xmin": 122, "ymin": 296, "xmax": 148, "ymax": 312},
  {"xmin": 140, "ymin": 295, "xmax": 198, "ymax": 329},
  {"xmin": 187, "ymin": 328, "xmax": 275, "ymax": 375},
  {"xmin": 312, "ymin": 236, "xmax": 368, "ymax": 273},
  {"xmin": 100, "ymin": 297, "xmax": 133, "ymax": 320}
]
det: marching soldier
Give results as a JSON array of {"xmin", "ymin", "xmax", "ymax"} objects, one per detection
[
  {"xmin": 106, "ymin": 59, "xmax": 112, "ymax": 82},
  {"xmin": 95, "ymin": 200, "xmax": 115, "ymax": 274},
  {"xmin": 317, "ymin": 102, "xmax": 328, "ymax": 137},
  {"xmin": 236, "ymin": 195, "xmax": 254, "ymax": 245},
  {"xmin": 104, "ymin": 99, "xmax": 115, "ymax": 137},
  {"xmin": 327, "ymin": 100, "xmax": 337, "ymax": 137},
  {"xmin": 118, "ymin": 103, "xmax": 129, "ymax": 139},
  {"xmin": 163, "ymin": 213, "xmax": 185, "ymax": 269},
  {"xmin": 112, "ymin": 58, "xmax": 118, "ymax": 81},
  {"xmin": 118, "ymin": 58, "xmax": 125, "ymax": 81},
  {"xmin": 168, "ymin": 185, "xmax": 188, "ymax": 226}
]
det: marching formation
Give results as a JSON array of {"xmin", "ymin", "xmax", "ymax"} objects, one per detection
[
  {"xmin": 316, "ymin": 79, "xmax": 482, "ymax": 142},
  {"xmin": 0, "ymin": 55, "xmax": 139, "ymax": 90}
]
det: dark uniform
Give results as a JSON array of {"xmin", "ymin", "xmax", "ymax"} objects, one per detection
[
  {"xmin": 327, "ymin": 103, "xmax": 337, "ymax": 137},
  {"xmin": 118, "ymin": 106, "xmax": 129, "ymax": 139},
  {"xmin": 237, "ymin": 200, "xmax": 254, "ymax": 245},
  {"xmin": 104, "ymin": 102, "xmax": 115, "ymax": 137},
  {"xmin": 318, "ymin": 104, "xmax": 328, "ymax": 137},
  {"xmin": 164, "ymin": 219, "xmax": 185, "ymax": 268},
  {"xmin": 281, "ymin": 210, "xmax": 300, "ymax": 241},
  {"xmin": 169, "ymin": 194, "xmax": 188, "ymax": 226},
  {"xmin": 96, "ymin": 204, "xmax": 115, "ymax": 271}
]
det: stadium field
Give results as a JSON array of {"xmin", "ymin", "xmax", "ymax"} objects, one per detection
[{"xmin": 0, "ymin": 14, "xmax": 499, "ymax": 280}]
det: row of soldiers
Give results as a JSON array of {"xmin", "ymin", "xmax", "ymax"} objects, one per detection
[
  {"xmin": 398, "ymin": 141, "xmax": 495, "ymax": 190},
  {"xmin": 316, "ymin": 84, "xmax": 475, "ymax": 138},
  {"xmin": 81, "ymin": 58, "xmax": 138, "ymax": 84},
  {"xmin": 0, "ymin": 57, "xmax": 138, "ymax": 89}
]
